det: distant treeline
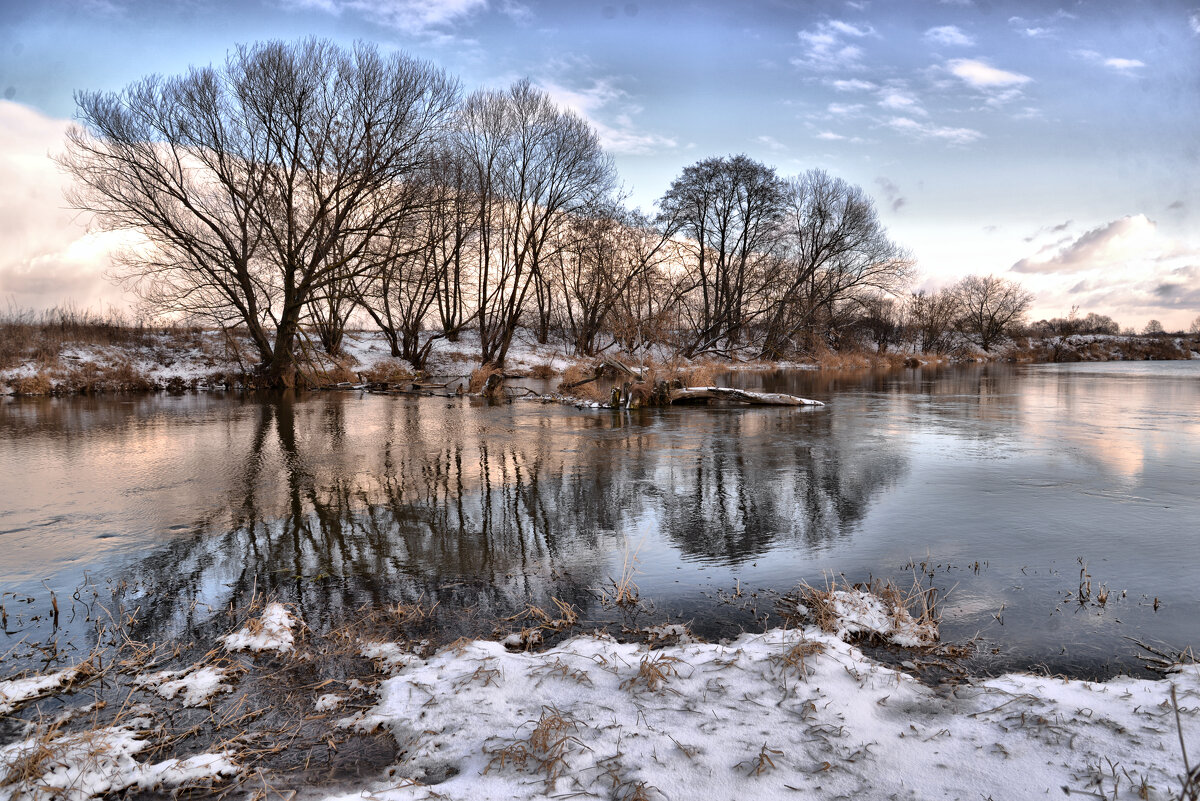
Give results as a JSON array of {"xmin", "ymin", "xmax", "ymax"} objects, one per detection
[{"xmin": 59, "ymin": 39, "xmax": 1187, "ymax": 385}]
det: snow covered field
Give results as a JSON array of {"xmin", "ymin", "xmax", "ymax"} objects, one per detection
[{"xmin": 1, "ymin": 596, "xmax": 1196, "ymax": 800}]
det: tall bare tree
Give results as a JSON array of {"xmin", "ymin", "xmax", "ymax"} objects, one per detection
[
  {"xmin": 61, "ymin": 39, "xmax": 459, "ymax": 386},
  {"xmin": 761, "ymin": 170, "xmax": 913, "ymax": 358},
  {"xmin": 953, "ymin": 274, "xmax": 1034, "ymax": 351},
  {"xmin": 658, "ymin": 155, "xmax": 786, "ymax": 356}
]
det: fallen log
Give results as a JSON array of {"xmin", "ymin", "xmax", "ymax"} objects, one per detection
[{"xmin": 667, "ymin": 386, "xmax": 823, "ymax": 406}]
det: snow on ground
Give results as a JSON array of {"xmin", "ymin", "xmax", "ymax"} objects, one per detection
[
  {"xmin": 794, "ymin": 588, "xmax": 939, "ymax": 648},
  {"xmin": 314, "ymin": 693, "xmax": 347, "ymax": 712},
  {"xmin": 132, "ymin": 665, "xmax": 233, "ymax": 707},
  {"xmin": 0, "ymin": 665, "xmax": 82, "ymax": 714},
  {"xmin": 0, "ymin": 715, "xmax": 237, "ymax": 801},
  {"xmin": 359, "ymin": 642, "xmax": 411, "ymax": 670},
  {"xmin": 220, "ymin": 603, "xmax": 296, "ymax": 654},
  {"xmin": 326, "ymin": 628, "xmax": 1198, "ymax": 801}
]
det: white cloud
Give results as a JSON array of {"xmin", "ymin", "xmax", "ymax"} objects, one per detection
[
  {"xmin": 1190, "ymin": 9, "xmax": 1200, "ymax": 34},
  {"xmin": 878, "ymin": 90, "xmax": 926, "ymax": 115},
  {"xmin": 279, "ymin": 0, "xmax": 489, "ymax": 36},
  {"xmin": 828, "ymin": 102, "xmax": 865, "ymax": 114},
  {"xmin": 1011, "ymin": 215, "xmax": 1158, "ymax": 274},
  {"xmin": 1103, "ymin": 57, "xmax": 1145, "ymax": 71},
  {"xmin": 792, "ymin": 19, "xmax": 876, "ymax": 71},
  {"xmin": 815, "ymin": 131, "xmax": 846, "ymax": 140},
  {"xmin": 829, "ymin": 79, "xmax": 877, "ymax": 92},
  {"xmin": 924, "ymin": 25, "xmax": 974, "ymax": 47},
  {"xmin": 1073, "ymin": 50, "xmax": 1147, "ymax": 73},
  {"xmin": 0, "ymin": 101, "xmax": 133, "ymax": 312},
  {"xmin": 947, "ymin": 58, "xmax": 1032, "ymax": 88},
  {"xmin": 885, "ymin": 116, "xmax": 983, "ymax": 144},
  {"xmin": 755, "ymin": 135, "xmax": 788, "ymax": 151},
  {"xmin": 538, "ymin": 78, "xmax": 676, "ymax": 156}
]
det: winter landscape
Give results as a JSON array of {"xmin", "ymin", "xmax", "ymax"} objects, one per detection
[{"xmin": 2, "ymin": 1, "xmax": 1199, "ymax": 800}]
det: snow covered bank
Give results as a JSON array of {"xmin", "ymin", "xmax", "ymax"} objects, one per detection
[
  {"xmin": 327, "ymin": 628, "xmax": 1198, "ymax": 800},
  {"xmin": 0, "ymin": 665, "xmax": 86, "ymax": 715},
  {"xmin": 0, "ymin": 714, "xmax": 237, "ymax": 801}
]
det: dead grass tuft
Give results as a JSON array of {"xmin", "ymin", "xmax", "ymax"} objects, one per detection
[
  {"xmin": 736, "ymin": 743, "xmax": 785, "ymax": 777},
  {"xmin": 469, "ymin": 363, "xmax": 504, "ymax": 396},
  {"xmin": 485, "ymin": 706, "xmax": 586, "ymax": 787},
  {"xmin": 598, "ymin": 540, "xmax": 643, "ymax": 608},
  {"xmin": 620, "ymin": 653, "xmax": 684, "ymax": 693},
  {"xmin": 359, "ymin": 358, "xmax": 415, "ymax": 385},
  {"xmin": 528, "ymin": 363, "xmax": 557, "ymax": 379}
]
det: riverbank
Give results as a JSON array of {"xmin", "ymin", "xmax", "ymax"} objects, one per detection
[
  {"xmin": 2, "ymin": 323, "xmax": 1197, "ymax": 397},
  {"xmin": 1, "ymin": 586, "xmax": 1196, "ymax": 801}
]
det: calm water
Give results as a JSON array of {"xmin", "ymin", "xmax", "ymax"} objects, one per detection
[{"xmin": 1, "ymin": 361, "xmax": 1198, "ymax": 678}]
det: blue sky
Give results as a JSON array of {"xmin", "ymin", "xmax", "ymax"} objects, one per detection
[{"xmin": 1, "ymin": 0, "xmax": 1197, "ymax": 329}]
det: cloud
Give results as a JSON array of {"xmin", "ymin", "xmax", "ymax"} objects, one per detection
[
  {"xmin": 924, "ymin": 25, "xmax": 974, "ymax": 47},
  {"xmin": 279, "ymin": 0, "xmax": 489, "ymax": 37},
  {"xmin": 0, "ymin": 101, "xmax": 132, "ymax": 312},
  {"xmin": 1074, "ymin": 50, "xmax": 1147, "ymax": 72},
  {"xmin": 874, "ymin": 177, "xmax": 906, "ymax": 212},
  {"xmin": 947, "ymin": 58, "xmax": 1032, "ymax": 89},
  {"xmin": 538, "ymin": 78, "xmax": 677, "ymax": 156},
  {"xmin": 1011, "ymin": 214, "xmax": 1158, "ymax": 274},
  {"xmin": 885, "ymin": 116, "xmax": 983, "ymax": 144},
  {"xmin": 878, "ymin": 90, "xmax": 925, "ymax": 115},
  {"xmin": 827, "ymin": 102, "xmax": 865, "ymax": 114},
  {"xmin": 829, "ymin": 79, "xmax": 876, "ymax": 92},
  {"xmin": 816, "ymin": 131, "xmax": 846, "ymax": 140},
  {"xmin": 755, "ymin": 135, "xmax": 787, "ymax": 151},
  {"xmin": 792, "ymin": 20, "xmax": 876, "ymax": 71},
  {"xmin": 1191, "ymin": 10, "xmax": 1200, "ymax": 35}
]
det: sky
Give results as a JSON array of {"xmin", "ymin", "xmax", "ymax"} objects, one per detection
[{"xmin": 1, "ymin": 0, "xmax": 1197, "ymax": 330}]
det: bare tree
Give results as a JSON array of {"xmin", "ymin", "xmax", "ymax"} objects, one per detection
[
  {"xmin": 760, "ymin": 169, "xmax": 913, "ymax": 358},
  {"xmin": 553, "ymin": 202, "xmax": 673, "ymax": 357},
  {"xmin": 659, "ymin": 155, "xmax": 786, "ymax": 356},
  {"xmin": 1143, "ymin": 319, "xmax": 1164, "ymax": 335},
  {"xmin": 457, "ymin": 79, "xmax": 614, "ymax": 367},
  {"xmin": 61, "ymin": 39, "xmax": 460, "ymax": 386},
  {"xmin": 953, "ymin": 274, "xmax": 1034, "ymax": 351},
  {"xmin": 1190, "ymin": 315, "xmax": 1200, "ymax": 335},
  {"xmin": 906, "ymin": 288, "xmax": 962, "ymax": 354}
]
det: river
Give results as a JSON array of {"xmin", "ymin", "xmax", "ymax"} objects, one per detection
[{"xmin": 2, "ymin": 361, "xmax": 1197, "ymax": 679}]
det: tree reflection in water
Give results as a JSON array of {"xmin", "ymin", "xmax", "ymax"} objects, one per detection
[{"xmin": 109, "ymin": 391, "xmax": 907, "ymax": 645}]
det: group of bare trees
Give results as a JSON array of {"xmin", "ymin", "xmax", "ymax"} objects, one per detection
[{"xmin": 63, "ymin": 38, "xmax": 1049, "ymax": 385}]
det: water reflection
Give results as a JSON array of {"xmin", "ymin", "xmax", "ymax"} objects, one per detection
[{"xmin": 97, "ymin": 392, "xmax": 903, "ymax": 644}]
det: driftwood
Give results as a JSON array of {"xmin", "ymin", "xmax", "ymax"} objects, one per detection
[{"xmin": 667, "ymin": 386, "xmax": 824, "ymax": 406}]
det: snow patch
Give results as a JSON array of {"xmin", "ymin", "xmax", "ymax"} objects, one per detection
[
  {"xmin": 221, "ymin": 603, "xmax": 296, "ymax": 654},
  {"xmin": 0, "ymin": 719, "xmax": 237, "ymax": 800},
  {"xmin": 133, "ymin": 666, "xmax": 233, "ymax": 707},
  {"xmin": 0, "ymin": 665, "xmax": 83, "ymax": 714}
]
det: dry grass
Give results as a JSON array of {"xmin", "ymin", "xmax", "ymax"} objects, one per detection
[
  {"xmin": 736, "ymin": 743, "xmax": 785, "ymax": 777},
  {"xmin": 503, "ymin": 598, "xmax": 580, "ymax": 637},
  {"xmin": 769, "ymin": 636, "xmax": 826, "ymax": 681},
  {"xmin": 620, "ymin": 653, "xmax": 684, "ymax": 693},
  {"xmin": 485, "ymin": 706, "xmax": 585, "ymax": 787},
  {"xmin": 358, "ymin": 358, "xmax": 415, "ymax": 385},
  {"xmin": 528, "ymin": 363, "xmax": 557, "ymax": 379},
  {"xmin": 468, "ymin": 363, "xmax": 503, "ymax": 394},
  {"xmin": 779, "ymin": 573, "xmax": 942, "ymax": 646},
  {"xmin": 598, "ymin": 540, "xmax": 643, "ymax": 608},
  {"xmin": 0, "ymin": 305, "xmax": 168, "ymax": 371}
]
